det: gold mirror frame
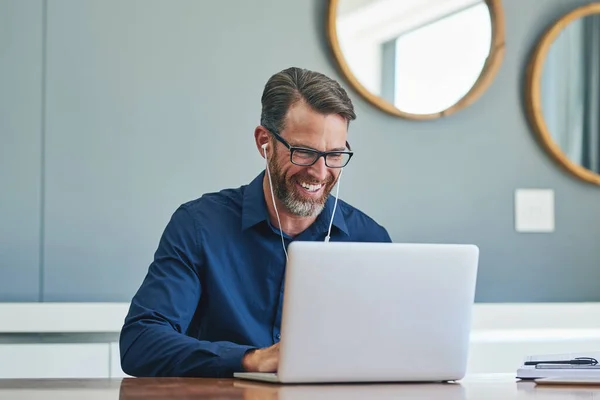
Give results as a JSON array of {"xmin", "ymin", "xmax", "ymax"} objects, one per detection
[
  {"xmin": 326, "ymin": 0, "xmax": 506, "ymax": 120},
  {"xmin": 525, "ymin": 3, "xmax": 600, "ymax": 186}
]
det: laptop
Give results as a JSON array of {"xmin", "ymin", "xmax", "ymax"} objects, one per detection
[{"xmin": 234, "ymin": 241, "xmax": 479, "ymax": 384}]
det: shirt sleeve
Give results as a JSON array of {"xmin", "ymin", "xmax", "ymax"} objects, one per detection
[
  {"xmin": 365, "ymin": 217, "xmax": 393, "ymax": 243},
  {"xmin": 372, "ymin": 224, "xmax": 392, "ymax": 243},
  {"xmin": 379, "ymin": 227, "xmax": 393, "ymax": 243},
  {"xmin": 119, "ymin": 205, "xmax": 255, "ymax": 378}
]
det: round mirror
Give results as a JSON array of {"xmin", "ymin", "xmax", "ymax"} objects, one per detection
[
  {"xmin": 327, "ymin": 0, "xmax": 505, "ymax": 120},
  {"xmin": 526, "ymin": 3, "xmax": 600, "ymax": 186}
]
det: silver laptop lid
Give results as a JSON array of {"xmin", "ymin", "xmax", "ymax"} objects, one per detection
[{"xmin": 277, "ymin": 242, "xmax": 479, "ymax": 383}]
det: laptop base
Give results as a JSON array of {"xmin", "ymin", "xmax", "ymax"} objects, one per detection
[{"xmin": 234, "ymin": 372, "xmax": 280, "ymax": 383}]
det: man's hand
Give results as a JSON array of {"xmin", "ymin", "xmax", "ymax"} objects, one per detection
[{"xmin": 241, "ymin": 343, "xmax": 279, "ymax": 372}]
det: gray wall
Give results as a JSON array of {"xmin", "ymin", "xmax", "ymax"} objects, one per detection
[
  {"xmin": 1, "ymin": 0, "xmax": 599, "ymax": 303},
  {"xmin": 0, "ymin": 0, "xmax": 43, "ymax": 301}
]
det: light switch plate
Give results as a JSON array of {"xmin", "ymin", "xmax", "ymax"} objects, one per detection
[{"xmin": 515, "ymin": 189, "xmax": 555, "ymax": 232}]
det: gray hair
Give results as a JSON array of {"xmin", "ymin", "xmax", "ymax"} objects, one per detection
[{"xmin": 260, "ymin": 67, "xmax": 356, "ymax": 135}]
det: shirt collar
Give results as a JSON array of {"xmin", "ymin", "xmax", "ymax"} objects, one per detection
[
  {"xmin": 312, "ymin": 189, "xmax": 349, "ymax": 236},
  {"xmin": 241, "ymin": 170, "xmax": 349, "ymax": 236}
]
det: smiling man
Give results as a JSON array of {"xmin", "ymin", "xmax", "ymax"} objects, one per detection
[{"xmin": 119, "ymin": 67, "xmax": 392, "ymax": 378}]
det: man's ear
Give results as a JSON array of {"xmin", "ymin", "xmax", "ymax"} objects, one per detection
[{"xmin": 254, "ymin": 126, "xmax": 270, "ymax": 158}]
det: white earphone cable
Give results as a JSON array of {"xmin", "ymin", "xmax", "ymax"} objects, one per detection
[
  {"xmin": 325, "ymin": 167, "xmax": 343, "ymax": 243},
  {"xmin": 263, "ymin": 144, "xmax": 288, "ymax": 262}
]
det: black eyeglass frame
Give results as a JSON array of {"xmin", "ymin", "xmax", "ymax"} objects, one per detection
[{"xmin": 267, "ymin": 129, "xmax": 354, "ymax": 168}]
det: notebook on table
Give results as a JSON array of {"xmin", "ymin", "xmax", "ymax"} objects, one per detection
[{"xmin": 516, "ymin": 352, "xmax": 600, "ymax": 380}]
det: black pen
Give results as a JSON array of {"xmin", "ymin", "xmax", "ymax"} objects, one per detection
[{"xmin": 524, "ymin": 357, "xmax": 598, "ymax": 366}]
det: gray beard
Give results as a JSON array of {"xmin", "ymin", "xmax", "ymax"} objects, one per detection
[
  {"xmin": 269, "ymin": 159, "xmax": 329, "ymax": 218},
  {"xmin": 279, "ymin": 192, "xmax": 325, "ymax": 218}
]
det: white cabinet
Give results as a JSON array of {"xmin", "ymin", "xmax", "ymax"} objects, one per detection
[
  {"xmin": 1, "ymin": 302, "xmax": 600, "ymax": 378},
  {"xmin": 0, "ymin": 343, "xmax": 110, "ymax": 378}
]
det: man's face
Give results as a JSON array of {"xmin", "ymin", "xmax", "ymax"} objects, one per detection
[{"xmin": 268, "ymin": 101, "xmax": 348, "ymax": 218}]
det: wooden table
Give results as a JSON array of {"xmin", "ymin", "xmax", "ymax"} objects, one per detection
[{"xmin": 0, "ymin": 374, "xmax": 599, "ymax": 399}]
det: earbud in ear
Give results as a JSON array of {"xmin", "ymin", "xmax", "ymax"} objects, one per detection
[{"xmin": 262, "ymin": 143, "xmax": 268, "ymax": 150}]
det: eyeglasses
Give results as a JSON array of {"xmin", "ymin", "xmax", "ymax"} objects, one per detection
[{"xmin": 267, "ymin": 129, "xmax": 354, "ymax": 168}]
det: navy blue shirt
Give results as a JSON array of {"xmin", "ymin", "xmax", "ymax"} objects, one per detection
[{"xmin": 119, "ymin": 171, "xmax": 391, "ymax": 378}]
